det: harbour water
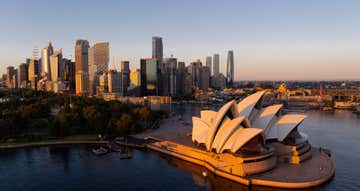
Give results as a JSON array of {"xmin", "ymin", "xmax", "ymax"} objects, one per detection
[{"xmin": 0, "ymin": 108, "xmax": 359, "ymax": 191}]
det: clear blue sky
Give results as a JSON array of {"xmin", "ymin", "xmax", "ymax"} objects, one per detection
[{"xmin": 1, "ymin": 0, "xmax": 359, "ymax": 80}]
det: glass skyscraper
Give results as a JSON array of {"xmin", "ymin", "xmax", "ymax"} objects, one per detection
[
  {"xmin": 226, "ymin": 50, "xmax": 234, "ymax": 86},
  {"xmin": 140, "ymin": 58, "xmax": 160, "ymax": 96},
  {"xmin": 152, "ymin": 37, "xmax": 163, "ymax": 60}
]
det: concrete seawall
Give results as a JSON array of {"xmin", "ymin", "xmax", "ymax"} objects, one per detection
[{"xmin": 147, "ymin": 140, "xmax": 335, "ymax": 189}]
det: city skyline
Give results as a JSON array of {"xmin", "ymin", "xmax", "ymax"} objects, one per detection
[{"xmin": 1, "ymin": 0, "xmax": 360, "ymax": 80}]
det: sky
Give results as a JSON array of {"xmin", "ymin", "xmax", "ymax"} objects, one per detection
[{"xmin": 0, "ymin": 0, "xmax": 359, "ymax": 80}]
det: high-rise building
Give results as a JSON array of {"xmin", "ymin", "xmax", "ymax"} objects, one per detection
[
  {"xmin": 96, "ymin": 73, "xmax": 108, "ymax": 96},
  {"xmin": 206, "ymin": 56, "xmax": 212, "ymax": 76},
  {"xmin": 120, "ymin": 61, "xmax": 130, "ymax": 89},
  {"xmin": 18, "ymin": 63, "xmax": 28, "ymax": 88},
  {"xmin": 190, "ymin": 60, "xmax": 202, "ymax": 88},
  {"xmin": 107, "ymin": 70, "xmax": 121, "ymax": 94},
  {"xmin": 152, "ymin": 37, "xmax": 163, "ymax": 60},
  {"xmin": 226, "ymin": 50, "xmax": 234, "ymax": 87},
  {"xmin": 161, "ymin": 57, "xmax": 177, "ymax": 96},
  {"xmin": 75, "ymin": 71, "xmax": 87, "ymax": 95},
  {"xmin": 88, "ymin": 42, "xmax": 109, "ymax": 95},
  {"xmin": 140, "ymin": 58, "xmax": 160, "ymax": 96},
  {"xmin": 200, "ymin": 66, "xmax": 210, "ymax": 92},
  {"xmin": 28, "ymin": 58, "xmax": 39, "ymax": 90},
  {"xmin": 213, "ymin": 54, "xmax": 220, "ymax": 76},
  {"xmin": 6, "ymin": 66, "xmax": 16, "ymax": 88},
  {"xmin": 183, "ymin": 67, "xmax": 193, "ymax": 96},
  {"xmin": 75, "ymin": 39, "xmax": 90, "ymax": 95},
  {"xmin": 63, "ymin": 59, "xmax": 75, "ymax": 90},
  {"xmin": 41, "ymin": 42, "xmax": 54, "ymax": 79},
  {"xmin": 176, "ymin": 62, "xmax": 185, "ymax": 96},
  {"xmin": 50, "ymin": 49, "xmax": 63, "ymax": 81}
]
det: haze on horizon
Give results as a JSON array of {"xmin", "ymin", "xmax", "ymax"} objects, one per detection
[{"xmin": 0, "ymin": 0, "xmax": 359, "ymax": 81}]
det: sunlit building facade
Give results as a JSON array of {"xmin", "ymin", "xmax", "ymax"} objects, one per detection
[
  {"xmin": 88, "ymin": 42, "xmax": 109, "ymax": 95},
  {"xmin": 140, "ymin": 58, "xmax": 160, "ymax": 96},
  {"xmin": 41, "ymin": 42, "xmax": 54, "ymax": 80},
  {"xmin": 75, "ymin": 39, "xmax": 90, "ymax": 95}
]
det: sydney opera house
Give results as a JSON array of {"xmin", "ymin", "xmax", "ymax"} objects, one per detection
[{"xmin": 148, "ymin": 91, "xmax": 335, "ymax": 188}]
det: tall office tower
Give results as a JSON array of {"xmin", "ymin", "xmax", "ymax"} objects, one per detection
[
  {"xmin": 107, "ymin": 70, "xmax": 124, "ymax": 95},
  {"xmin": 63, "ymin": 58, "xmax": 75, "ymax": 90},
  {"xmin": 200, "ymin": 66, "xmax": 210, "ymax": 92},
  {"xmin": 183, "ymin": 68, "xmax": 194, "ymax": 96},
  {"xmin": 120, "ymin": 61, "xmax": 130, "ymax": 89},
  {"xmin": 41, "ymin": 42, "xmax": 54, "ymax": 79},
  {"xmin": 152, "ymin": 37, "xmax": 163, "ymax": 60},
  {"xmin": 28, "ymin": 58, "xmax": 39, "ymax": 90},
  {"xmin": 161, "ymin": 57, "xmax": 177, "ymax": 96},
  {"xmin": 6, "ymin": 66, "xmax": 16, "ymax": 88},
  {"xmin": 176, "ymin": 62, "xmax": 185, "ymax": 95},
  {"xmin": 140, "ymin": 58, "xmax": 160, "ymax": 96},
  {"xmin": 206, "ymin": 56, "xmax": 212, "ymax": 76},
  {"xmin": 11, "ymin": 69, "xmax": 18, "ymax": 89},
  {"xmin": 50, "ymin": 49, "xmax": 63, "ymax": 81},
  {"xmin": 120, "ymin": 60, "xmax": 130, "ymax": 71},
  {"xmin": 226, "ymin": 50, "xmax": 234, "ymax": 87},
  {"xmin": 75, "ymin": 39, "xmax": 90, "ymax": 95},
  {"xmin": 18, "ymin": 63, "xmax": 28, "ymax": 88},
  {"xmin": 88, "ymin": 42, "xmax": 109, "ymax": 95},
  {"xmin": 213, "ymin": 54, "xmax": 220, "ymax": 76},
  {"xmin": 190, "ymin": 60, "xmax": 202, "ymax": 88}
]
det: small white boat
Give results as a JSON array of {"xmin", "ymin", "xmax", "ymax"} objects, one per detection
[{"xmin": 92, "ymin": 147, "xmax": 108, "ymax": 155}]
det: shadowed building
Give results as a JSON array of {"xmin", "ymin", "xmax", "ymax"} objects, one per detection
[
  {"xmin": 18, "ymin": 63, "xmax": 28, "ymax": 88},
  {"xmin": 213, "ymin": 54, "xmax": 220, "ymax": 76},
  {"xmin": 63, "ymin": 58, "xmax": 75, "ymax": 90},
  {"xmin": 121, "ymin": 61, "xmax": 130, "ymax": 90},
  {"xmin": 176, "ymin": 62, "xmax": 186, "ymax": 96},
  {"xmin": 152, "ymin": 37, "xmax": 163, "ymax": 60},
  {"xmin": 191, "ymin": 60, "xmax": 202, "ymax": 89},
  {"xmin": 206, "ymin": 56, "xmax": 212, "ymax": 76},
  {"xmin": 200, "ymin": 66, "xmax": 210, "ymax": 92}
]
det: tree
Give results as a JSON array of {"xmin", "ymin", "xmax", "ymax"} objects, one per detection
[
  {"xmin": 137, "ymin": 107, "xmax": 151, "ymax": 122},
  {"xmin": 114, "ymin": 114, "xmax": 133, "ymax": 135}
]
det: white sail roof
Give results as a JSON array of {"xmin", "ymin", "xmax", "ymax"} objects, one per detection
[
  {"xmin": 266, "ymin": 114, "xmax": 306, "ymax": 142},
  {"xmin": 237, "ymin": 90, "xmax": 266, "ymax": 118},
  {"xmin": 200, "ymin": 110, "xmax": 217, "ymax": 126},
  {"xmin": 211, "ymin": 116, "xmax": 250, "ymax": 153},
  {"xmin": 220, "ymin": 127, "xmax": 263, "ymax": 153},
  {"xmin": 252, "ymin": 104, "xmax": 283, "ymax": 131},
  {"xmin": 205, "ymin": 100, "xmax": 239, "ymax": 150},
  {"xmin": 192, "ymin": 117, "xmax": 210, "ymax": 144}
]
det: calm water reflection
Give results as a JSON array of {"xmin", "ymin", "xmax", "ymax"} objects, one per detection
[{"xmin": 0, "ymin": 108, "xmax": 359, "ymax": 191}]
